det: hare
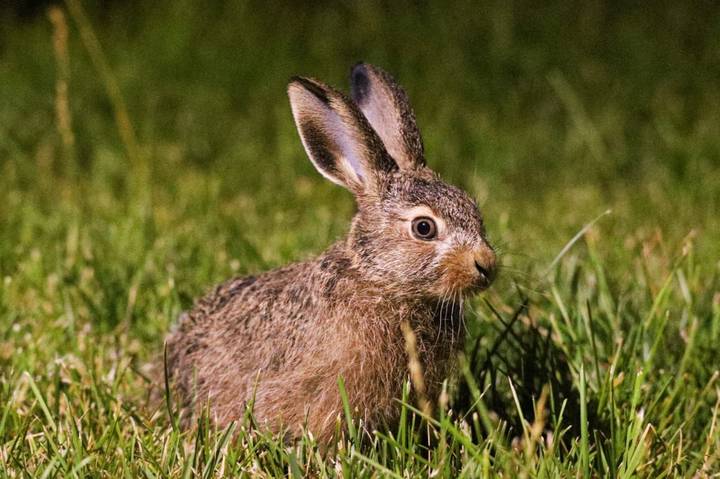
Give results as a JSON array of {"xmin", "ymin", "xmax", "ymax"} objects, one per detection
[{"xmin": 165, "ymin": 63, "xmax": 497, "ymax": 444}]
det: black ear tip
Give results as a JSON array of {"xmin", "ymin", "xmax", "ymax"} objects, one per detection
[
  {"xmin": 351, "ymin": 61, "xmax": 367, "ymax": 73},
  {"xmin": 289, "ymin": 76, "xmax": 330, "ymax": 105},
  {"xmin": 350, "ymin": 63, "xmax": 371, "ymax": 101}
]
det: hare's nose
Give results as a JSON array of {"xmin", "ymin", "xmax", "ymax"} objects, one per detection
[{"xmin": 473, "ymin": 245, "xmax": 497, "ymax": 286}]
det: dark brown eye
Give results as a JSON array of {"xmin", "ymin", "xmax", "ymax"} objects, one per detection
[{"xmin": 411, "ymin": 217, "xmax": 437, "ymax": 240}]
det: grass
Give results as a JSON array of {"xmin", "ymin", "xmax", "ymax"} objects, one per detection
[{"xmin": 1, "ymin": 0, "xmax": 720, "ymax": 476}]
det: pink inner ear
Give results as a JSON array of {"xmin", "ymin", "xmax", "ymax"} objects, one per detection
[
  {"xmin": 323, "ymin": 106, "xmax": 368, "ymax": 184},
  {"xmin": 289, "ymin": 77, "xmax": 389, "ymax": 191},
  {"xmin": 358, "ymin": 96, "xmax": 403, "ymax": 163}
]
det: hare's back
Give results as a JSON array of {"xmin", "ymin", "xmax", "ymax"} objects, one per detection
[{"xmin": 166, "ymin": 262, "xmax": 325, "ymax": 384}]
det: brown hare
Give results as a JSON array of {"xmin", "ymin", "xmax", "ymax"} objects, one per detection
[{"xmin": 165, "ymin": 63, "xmax": 497, "ymax": 444}]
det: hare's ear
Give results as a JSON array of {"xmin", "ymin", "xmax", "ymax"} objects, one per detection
[
  {"xmin": 350, "ymin": 63, "xmax": 425, "ymax": 170},
  {"xmin": 288, "ymin": 76, "xmax": 397, "ymax": 195}
]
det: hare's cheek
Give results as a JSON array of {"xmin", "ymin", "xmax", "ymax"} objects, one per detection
[{"xmin": 398, "ymin": 241, "xmax": 431, "ymax": 264}]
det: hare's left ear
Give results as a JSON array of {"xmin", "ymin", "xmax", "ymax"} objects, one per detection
[
  {"xmin": 351, "ymin": 63, "xmax": 425, "ymax": 170},
  {"xmin": 288, "ymin": 76, "xmax": 397, "ymax": 196}
]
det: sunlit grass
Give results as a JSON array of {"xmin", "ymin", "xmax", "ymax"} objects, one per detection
[{"xmin": 1, "ymin": 1, "xmax": 719, "ymax": 476}]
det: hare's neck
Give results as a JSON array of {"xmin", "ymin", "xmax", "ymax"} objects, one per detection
[
  {"xmin": 430, "ymin": 297, "xmax": 464, "ymax": 326},
  {"xmin": 368, "ymin": 297, "xmax": 466, "ymax": 350},
  {"xmin": 418, "ymin": 297, "xmax": 466, "ymax": 344}
]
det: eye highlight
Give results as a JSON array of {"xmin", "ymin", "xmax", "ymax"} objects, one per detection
[{"xmin": 411, "ymin": 217, "xmax": 437, "ymax": 240}]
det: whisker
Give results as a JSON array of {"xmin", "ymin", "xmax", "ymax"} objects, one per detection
[
  {"xmin": 449, "ymin": 291, "xmax": 456, "ymax": 347},
  {"xmin": 460, "ymin": 295, "xmax": 470, "ymax": 336},
  {"xmin": 434, "ymin": 291, "xmax": 447, "ymax": 346}
]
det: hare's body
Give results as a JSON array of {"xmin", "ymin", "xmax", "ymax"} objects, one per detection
[
  {"xmin": 168, "ymin": 243, "xmax": 458, "ymax": 441},
  {"xmin": 165, "ymin": 64, "xmax": 496, "ymax": 444}
]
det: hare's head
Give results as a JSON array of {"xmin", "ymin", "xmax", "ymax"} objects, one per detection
[{"xmin": 288, "ymin": 64, "xmax": 496, "ymax": 300}]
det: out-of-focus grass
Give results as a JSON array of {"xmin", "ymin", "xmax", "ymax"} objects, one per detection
[{"xmin": 1, "ymin": 1, "xmax": 719, "ymax": 476}]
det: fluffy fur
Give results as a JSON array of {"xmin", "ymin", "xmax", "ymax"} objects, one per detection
[{"xmin": 165, "ymin": 63, "xmax": 497, "ymax": 444}]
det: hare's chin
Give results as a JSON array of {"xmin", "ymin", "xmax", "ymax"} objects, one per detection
[
  {"xmin": 474, "ymin": 274, "xmax": 494, "ymax": 292},
  {"xmin": 462, "ymin": 276, "xmax": 494, "ymax": 296},
  {"xmin": 432, "ymin": 281, "xmax": 490, "ymax": 301}
]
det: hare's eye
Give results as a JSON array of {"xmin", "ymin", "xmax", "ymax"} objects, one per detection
[{"xmin": 411, "ymin": 217, "xmax": 437, "ymax": 240}]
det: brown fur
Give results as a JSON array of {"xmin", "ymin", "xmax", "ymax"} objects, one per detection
[{"xmin": 164, "ymin": 64, "xmax": 497, "ymax": 444}]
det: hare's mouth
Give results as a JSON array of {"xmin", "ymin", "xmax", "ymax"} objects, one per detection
[
  {"xmin": 433, "ymin": 263, "xmax": 495, "ymax": 299},
  {"xmin": 453, "ymin": 262, "xmax": 496, "ymax": 294},
  {"xmin": 435, "ymin": 244, "xmax": 496, "ymax": 297}
]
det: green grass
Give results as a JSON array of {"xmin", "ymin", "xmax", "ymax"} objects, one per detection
[{"xmin": 1, "ymin": 1, "xmax": 720, "ymax": 476}]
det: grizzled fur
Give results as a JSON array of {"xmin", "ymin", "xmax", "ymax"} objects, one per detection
[{"xmin": 164, "ymin": 63, "xmax": 497, "ymax": 444}]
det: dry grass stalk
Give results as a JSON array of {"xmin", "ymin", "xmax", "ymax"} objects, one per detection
[
  {"xmin": 64, "ymin": 0, "xmax": 142, "ymax": 169},
  {"xmin": 400, "ymin": 320, "xmax": 432, "ymax": 417},
  {"xmin": 48, "ymin": 6, "xmax": 75, "ymax": 161}
]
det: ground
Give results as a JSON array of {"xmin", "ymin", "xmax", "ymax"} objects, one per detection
[{"xmin": 1, "ymin": 1, "xmax": 719, "ymax": 477}]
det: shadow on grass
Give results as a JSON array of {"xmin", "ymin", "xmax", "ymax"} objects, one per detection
[{"xmin": 456, "ymin": 297, "xmax": 607, "ymax": 451}]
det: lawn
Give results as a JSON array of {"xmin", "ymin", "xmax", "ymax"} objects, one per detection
[{"xmin": 1, "ymin": 1, "xmax": 719, "ymax": 476}]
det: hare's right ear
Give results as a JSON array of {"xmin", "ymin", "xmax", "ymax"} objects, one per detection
[
  {"xmin": 350, "ymin": 63, "xmax": 425, "ymax": 170},
  {"xmin": 288, "ymin": 77, "xmax": 397, "ymax": 195}
]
